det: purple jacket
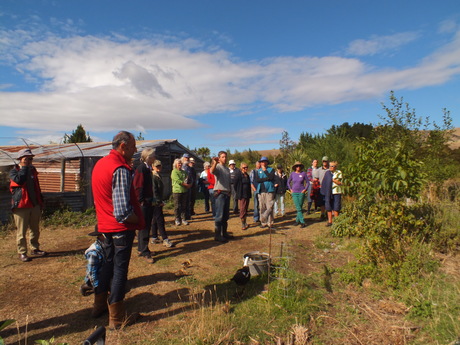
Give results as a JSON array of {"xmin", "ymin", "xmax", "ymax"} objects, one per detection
[{"xmin": 287, "ymin": 171, "xmax": 310, "ymax": 193}]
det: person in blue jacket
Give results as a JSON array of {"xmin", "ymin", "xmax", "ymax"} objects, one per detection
[{"xmin": 255, "ymin": 156, "xmax": 276, "ymax": 228}]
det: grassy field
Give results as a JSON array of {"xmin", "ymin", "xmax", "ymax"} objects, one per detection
[{"xmin": 0, "ymin": 200, "xmax": 459, "ymax": 344}]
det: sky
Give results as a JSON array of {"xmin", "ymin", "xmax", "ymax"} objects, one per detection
[{"xmin": 0, "ymin": 0, "xmax": 459, "ymax": 154}]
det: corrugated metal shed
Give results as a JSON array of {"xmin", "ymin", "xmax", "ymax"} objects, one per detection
[
  {"xmin": 0, "ymin": 139, "xmax": 186, "ymax": 167},
  {"xmin": 0, "ymin": 139, "xmax": 204, "ymax": 223}
]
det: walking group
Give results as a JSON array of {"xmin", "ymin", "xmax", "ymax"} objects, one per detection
[{"xmin": 8, "ymin": 130, "xmax": 342, "ymax": 330}]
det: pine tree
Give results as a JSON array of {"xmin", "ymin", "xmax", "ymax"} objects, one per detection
[{"xmin": 64, "ymin": 124, "xmax": 92, "ymax": 143}]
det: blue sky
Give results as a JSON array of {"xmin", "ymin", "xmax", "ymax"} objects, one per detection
[{"xmin": 1, "ymin": 1, "xmax": 459, "ymax": 154}]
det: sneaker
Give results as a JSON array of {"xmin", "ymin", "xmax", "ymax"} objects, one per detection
[
  {"xmin": 31, "ymin": 249, "xmax": 48, "ymax": 256},
  {"xmin": 150, "ymin": 238, "xmax": 161, "ymax": 244},
  {"xmin": 175, "ymin": 219, "xmax": 181, "ymax": 226},
  {"xmin": 163, "ymin": 239, "xmax": 173, "ymax": 248},
  {"xmin": 19, "ymin": 254, "xmax": 31, "ymax": 262},
  {"xmin": 182, "ymin": 220, "xmax": 189, "ymax": 226}
]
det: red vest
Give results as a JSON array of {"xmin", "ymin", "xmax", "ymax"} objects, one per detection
[
  {"xmin": 92, "ymin": 149, "xmax": 144, "ymax": 233},
  {"xmin": 9, "ymin": 166, "xmax": 44, "ymax": 209}
]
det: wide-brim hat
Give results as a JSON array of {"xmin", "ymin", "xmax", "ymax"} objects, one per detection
[
  {"xmin": 87, "ymin": 225, "xmax": 100, "ymax": 236},
  {"xmin": 259, "ymin": 156, "xmax": 269, "ymax": 163},
  {"xmin": 228, "ymin": 159, "xmax": 236, "ymax": 165},
  {"xmin": 292, "ymin": 161, "xmax": 304, "ymax": 170},
  {"xmin": 17, "ymin": 148, "xmax": 35, "ymax": 160}
]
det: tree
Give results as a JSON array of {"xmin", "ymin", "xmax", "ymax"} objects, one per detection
[
  {"xmin": 63, "ymin": 124, "xmax": 92, "ymax": 143},
  {"xmin": 194, "ymin": 147, "xmax": 211, "ymax": 161}
]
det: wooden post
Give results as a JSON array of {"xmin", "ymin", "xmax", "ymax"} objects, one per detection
[{"xmin": 60, "ymin": 159, "xmax": 65, "ymax": 192}]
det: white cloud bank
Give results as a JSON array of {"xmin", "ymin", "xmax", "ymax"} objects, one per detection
[{"xmin": 1, "ymin": 26, "xmax": 460, "ymax": 138}]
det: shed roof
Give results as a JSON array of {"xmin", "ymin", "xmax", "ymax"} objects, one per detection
[{"xmin": 0, "ymin": 139, "xmax": 200, "ymax": 167}]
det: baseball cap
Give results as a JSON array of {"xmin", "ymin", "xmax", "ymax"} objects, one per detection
[
  {"xmin": 182, "ymin": 153, "xmax": 190, "ymax": 158},
  {"xmin": 153, "ymin": 160, "xmax": 162, "ymax": 167},
  {"xmin": 322, "ymin": 156, "xmax": 329, "ymax": 161}
]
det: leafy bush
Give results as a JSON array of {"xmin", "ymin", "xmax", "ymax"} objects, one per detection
[{"xmin": 42, "ymin": 208, "xmax": 96, "ymax": 228}]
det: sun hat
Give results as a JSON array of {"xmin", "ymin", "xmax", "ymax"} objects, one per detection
[
  {"xmin": 292, "ymin": 161, "xmax": 304, "ymax": 170},
  {"xmin": 228, "ymin": 159, "xmax": 236, "ymax": 165},
  {"xmin": 88, "ymin": 225, "xmax": 100, "ymax": 236},
  {"xmin": 17, "ymin": 148, "xmax": 35, "ymax": 160},
  {"xmin": 259, "ymin": 156, "xmax": 269, "ymax": 163}
]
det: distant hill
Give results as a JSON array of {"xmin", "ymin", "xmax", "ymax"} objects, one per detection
[{"xmin": 448, "ymin": 127, "xmax": 460, "ymax": 150}]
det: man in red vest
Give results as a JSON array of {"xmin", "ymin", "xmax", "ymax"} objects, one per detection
[
  {"xmin": 10, "ymin": 148, "xmax": 47, "ymax": 262},
  {"xmin": 92, "ymin": 131, "xmax": 144, "ymax": 329}
]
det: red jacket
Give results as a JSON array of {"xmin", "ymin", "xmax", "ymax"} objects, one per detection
[
  {"xmin": 9, "ymin": 165, "xmax": 44, "ymax": 209},
  {"xmin": 92, "ymin": 149, "xmax": 144, "ymax": 233}
]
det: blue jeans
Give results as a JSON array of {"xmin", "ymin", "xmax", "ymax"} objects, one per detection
[
  {"xmin": 214, "ymin": 192, "xmax": 230, "ymax": 228},
  {"xmin": 209, "ymin": 189, "xmax": 216, "ymax": 217},
  {"xmin": 253, "ymin": 192, "xmax": 260, "ymax": 222},
  {"xmin": 99, "ymin": 230, "xmax": 135, "ymax": 304}
]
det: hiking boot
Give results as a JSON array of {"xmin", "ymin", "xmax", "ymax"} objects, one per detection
[
  {"xmin": 108, "ymin": 301, "xmax": 140, "ymax": 330},
  {"xmin": 163, "ymin": 239, "xmax": 173, "ymax": 248},
  {"xmin": 92, "ymin": 291, "xmax": 109, "ymax": 318},
  {"xmin": 300, "ymin": 223, "xmax": 306, "ymax": 228},
  {"xmin": 19, "ymin": 254, "xmax": 31, "ymax": 262},
  {"xmin": 326, "ymin": 222, "xmax": 332, "ymax": 227}
]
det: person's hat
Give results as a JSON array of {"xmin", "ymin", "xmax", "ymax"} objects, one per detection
[
  {"xmin": 153, "ymin": 160, "xmax": 162, "ymax": 167},
  {"xmin": 228, "ymin": 159, "xmax": 236, "ymax": 165},
  {"xmin": 189, "ymin": 157, "xmax": 195, "ymax": 163},
  {"xmin": 87, "ymin": 224, "xmax": 100, "ymax": 236},
  {"xmin": 182, "ymin": 153, "xmax": 190, "ymax": 158},
  {"xmin": 322, "ymin": 156, "xmax": 329, "ymax": 161},
  {"xmin": 17, "ymin": 148, "xmax": 35, "ymax": 160},
  {"xmin": 292, "ymin": 161, "xmax": 304, "ymax": 170},
  {"xmin": 276, "ymin": 164, "xmax": 283, "ymax": 169},
  {"xmin": 259, "ymin": 156, "xmax": 269, "ymax": 163}
]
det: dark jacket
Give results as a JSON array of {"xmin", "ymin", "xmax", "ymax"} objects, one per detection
[
  {"xmin": 152, "ymin": 171, "xmax": 164, "ymax": 204},
  {"xmin": 133, "ymin": 162, "xmax": 153, "ymax": 204},
  {"xmin": 9, "ymin": 165, "xmax": 43, "ymax": 209},
  {"xmin": 235, "ymin": 172, "xmax": 252, "ymax": 200},
  {"xmin": 274, "ymin": 171, "xmax": 287, "ymax": 195},
  {"xmin": 320, "ymin": 170, "xmax": 333, "ymax": 201}
]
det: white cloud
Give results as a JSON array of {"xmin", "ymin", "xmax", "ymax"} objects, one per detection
[
  {"xmin": 0, "ymin": 26, "xmax": 460, "ymax": 139},
  {"xmin": 346, "ymin": 32, "xmax": 420, "ymax": 56}
]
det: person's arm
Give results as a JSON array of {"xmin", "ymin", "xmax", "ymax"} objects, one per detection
[
  {"xmin": 10, "ymin": 166, "xmax": 29, "ymax": 185},
  {"xmin": 256, "ymin": 168, "xmax": 275, "ymax": 183},
  {"xmin": 133, "ymin": 167, "xmax": 145, "ymax": 204},
  {"xmin": 112, "ymin": 167, "xmax": 138, "ymax": 224},
  {"xmin": 332, "ymin": 171, "xmax": 342, "ymax": 185},
  {"xmin": 210, "ymin": 157, "xmax": 219, "ymax": 174}
]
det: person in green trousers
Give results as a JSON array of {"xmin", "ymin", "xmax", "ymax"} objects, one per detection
[{"xmin": 287, "ymin": 161, "xmax": 310, "ymax": 228}]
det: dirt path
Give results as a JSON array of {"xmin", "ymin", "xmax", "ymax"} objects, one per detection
[{"xmin": 0, "ymin": 204, "xmax": 420, "ymax": 344}]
